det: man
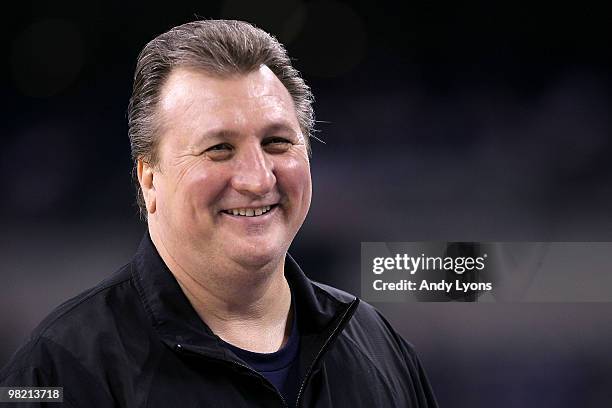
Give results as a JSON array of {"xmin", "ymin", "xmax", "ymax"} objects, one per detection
[{"xmin": 0, "ymin": 20, "xmax": 438, "ymax": 407}]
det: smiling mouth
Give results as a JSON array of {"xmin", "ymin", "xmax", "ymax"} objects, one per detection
[{"xmin": 222, "ymin": 204, "xmax": 279, "ymax": 217}]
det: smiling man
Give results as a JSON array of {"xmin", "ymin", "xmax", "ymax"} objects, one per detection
[{"xmin": 0, "ymin": 20, "xmax": 438, "ymax": 407}]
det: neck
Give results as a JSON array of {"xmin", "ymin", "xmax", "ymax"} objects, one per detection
[{"xmin": 149, "ymin": 226, "xmax": 293, "ymax": 353}]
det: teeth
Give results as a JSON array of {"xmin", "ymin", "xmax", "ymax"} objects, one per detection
[{"xmin": 226, "ymin": 205, "xmax": 273, "ymax": 217}]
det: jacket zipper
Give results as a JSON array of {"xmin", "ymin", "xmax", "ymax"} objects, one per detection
[
  {"xmin": 294, "ymin": 298, "xmax": 360, "ymax": 408},
  {"xmin": 176, "ymin": 297, "xmax": 359, "ymax": 408},
  {"xmin": 179, "ymin": 347, "xmax": 289, "ymax": 407}
]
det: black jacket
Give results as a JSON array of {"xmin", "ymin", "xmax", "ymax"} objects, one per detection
[{"xmin": 0, "ymin": 234, "xmax": 438, "ymax": 407}]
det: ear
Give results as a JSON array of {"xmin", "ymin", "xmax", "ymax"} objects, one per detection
[{"xmin": 137, "ymin": 159, "xmax": 156, "ymax": 214}]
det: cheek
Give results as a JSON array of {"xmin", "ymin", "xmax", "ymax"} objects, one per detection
[
  {"xmin": 164, "ymin": 163, "xmax": 230, "ymax": 211},
  {"xmin": 185, "ymin": 169, "xmax": 229, "ymax": 207},
  {"xmin": 276, "ymin": 156, "xmax": 312, "ymax": 205}
]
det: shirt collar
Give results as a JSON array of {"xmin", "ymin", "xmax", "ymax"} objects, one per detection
[{"xmin": 130, "ymin": 232, "xmax": 355, "ymax": 358}]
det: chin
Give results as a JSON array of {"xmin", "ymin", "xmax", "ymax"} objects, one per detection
[{"xmin": 229, "ymin": 241, "xmax": 286, "ymax": 269}]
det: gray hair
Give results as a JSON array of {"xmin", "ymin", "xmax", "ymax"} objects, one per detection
[{"xmin": 127, "ymin": 19, "xmax": 314, "ymax": 219}]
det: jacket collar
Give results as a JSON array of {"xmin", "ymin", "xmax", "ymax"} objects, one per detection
[{"xmin": 130, "ymin": 232, "xmax": 356, "ymax": 358}]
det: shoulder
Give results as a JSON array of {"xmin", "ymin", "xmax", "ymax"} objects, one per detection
[
  {"xmin": 310, "ymin": 280, "xmax": 357, "ymax": 304},
  {"xmin": 0, "ymin": 263, "xmax": 142, "ymax": 384},
  {"xmin": 347, "ymin": 299, "xmax": 418, "ymax": 360},
  {"xmin": 313, "ymin": 283, "xmax": 437, "ymax": 402},
  {"xmin": 31, "ymin": 264, "xmax": 135, "ymax": 344},
  {"xmin": 311, "ymin": 281, "xmax": 417, "ymax": 358}
]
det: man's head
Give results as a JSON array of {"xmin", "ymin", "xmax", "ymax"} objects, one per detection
[
  {"xmin": 128, "ymin": 20, "xmax": 313, "ymax": 270},
  {"xmin": 128, "ymin": 20, "xmax": 314, "ymax": 219}
]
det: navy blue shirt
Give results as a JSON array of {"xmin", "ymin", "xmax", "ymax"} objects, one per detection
[{"xmin": 223, "ymin": 308, "xmax": 300, "ymax": 407}]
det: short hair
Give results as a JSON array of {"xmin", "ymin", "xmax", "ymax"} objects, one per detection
[{"xmin": 127, "ymin": 19, "xmax": 315, "ymax": 219}]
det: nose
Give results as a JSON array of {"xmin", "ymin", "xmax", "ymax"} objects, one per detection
[{"xmin": 230, "ymin": 144, "xmax": 276, "ymax": 197}]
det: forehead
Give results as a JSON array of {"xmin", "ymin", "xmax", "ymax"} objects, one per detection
[{"xmin": 157, "ymin": 65, "xmax": 300, "ymax": 135}]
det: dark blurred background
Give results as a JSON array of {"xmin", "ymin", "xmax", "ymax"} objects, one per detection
[{"xmin": 2, "ymin": 1, "xmax": 611, "ymax": 406}]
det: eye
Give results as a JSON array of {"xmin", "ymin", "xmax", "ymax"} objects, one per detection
[
  {"xmin": 204, "ymin": 143, "xmax": 233, "ymax": 160},
  {"xmin": 207, "ymin": 143, "xmax": 232, "ymax": 151},
  {"xmin": 263, "ymin": 137, "xmax": 293, "ymax": 153}
]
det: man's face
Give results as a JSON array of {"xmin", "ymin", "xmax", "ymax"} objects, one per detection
[{"xmin": 144, "ymin": 65, "xmax": 312, "ymax": 268}]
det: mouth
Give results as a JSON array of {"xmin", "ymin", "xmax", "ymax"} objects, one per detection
[{"xmin": 221, "ymin": 204, "xmax": 279, "ymax": 217}]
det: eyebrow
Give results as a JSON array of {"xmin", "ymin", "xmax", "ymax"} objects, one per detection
[
  {"xmin": 261, "ymin": 122, "xmax": 299, "ymax": 137},
  {"xmin": 199, "ymin": 121, "xmax": 299, "ymax": 142}
]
